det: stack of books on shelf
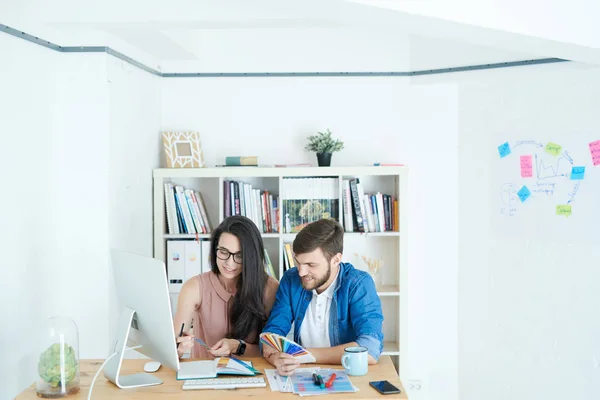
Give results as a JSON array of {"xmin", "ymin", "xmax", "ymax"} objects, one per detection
[
  {"xmin": 342, "ymin": 178, "xmax": 397, "ymax": 233},
  {"xmin": 282, "ymin": 177, "xmax": 340, "ymax": 233},
  {"xmin": 164, "ymin": 183, "xmax": 212, "ymax": 235},
  {"xmin": 224, "ymin": 180, "xmax": 279, "ymax": 233}
]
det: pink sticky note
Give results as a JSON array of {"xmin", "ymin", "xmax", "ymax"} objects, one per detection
[
  {"xmin": 520, "ymin": 155, "xmax": 533, "ymax": 178},
  {"xmin": 590, "ymin": 140, "xmax": 600, "ymax": 166}
]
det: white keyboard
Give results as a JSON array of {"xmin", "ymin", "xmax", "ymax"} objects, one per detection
[{"xmin": 182, "ymin": 377, "xmax": 266, "ymax": 390}]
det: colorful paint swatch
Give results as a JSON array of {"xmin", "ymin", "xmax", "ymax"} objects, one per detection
[
  {"xmin": 520, "ymin": 155, "xmax": 533, "ymax": 178},
  {"xmin": 497, "ymin": 142, "xmax": 511, "ymax": 158},
  {"xmin": 260, "ymin": 332, "xmax": 316, "ymax": 363},
  {"xmin": 570, "ymin": 166, "xmax": 585, "ymax": 180}
]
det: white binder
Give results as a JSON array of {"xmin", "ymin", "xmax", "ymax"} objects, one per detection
[
  {"xmin": 167, "ymin": 240, "xmax": 185, "ymax": 292},
  {"xmin": 169, "ymin": 293, "xmax": 179, "ymax": 317},
  {"xmin": 184, "ymin": 241, "xmax": 202, "ymax": 282},
  {"xmin": 201, "ymin": 240, "xmax": 212, "ymax": 273}
]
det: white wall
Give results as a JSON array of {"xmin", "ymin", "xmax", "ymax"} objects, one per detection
[
  {"xmin": 107, "ymin": 54, "xmax": 162, "ymax": 347},
  {"xmin": 161, "ymin": 77, "xmax": 459, "ymax": 399},
  {"xmin": 0, "ymin": 33, "xmax": 111, "ymax": 399},
  {"xmin": 430, "ymin": 64, "xmax": 600, "ymax": 400}
]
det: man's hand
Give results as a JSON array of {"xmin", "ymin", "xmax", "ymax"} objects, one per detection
[{"xmin": 267, "ymin": 352, "xmax": 300, "ymax": 376}]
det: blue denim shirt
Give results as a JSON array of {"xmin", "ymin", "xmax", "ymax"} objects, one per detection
[{"xmin": 262, "ymin": 262, "xmax": 384, "ymax": 361}]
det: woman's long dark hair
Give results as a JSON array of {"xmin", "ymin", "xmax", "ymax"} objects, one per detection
[{"xmin": 210, "ymin": 215, "xmax": 268, "ymax": 343}]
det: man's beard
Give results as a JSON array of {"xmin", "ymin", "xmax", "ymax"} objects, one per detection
[{"xmin": 302, "ymin": 263, "xmax": 331, "ymax": 291}]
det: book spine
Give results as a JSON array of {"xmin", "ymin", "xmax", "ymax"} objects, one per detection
[
  {"xmin": 185, "ymin": 189, "xmax": 203, "ymax": 233},
  {"xmin": 174, "ymin": 192, "xmax": 185, "ymax": 233},
  {"xmin": 224, "ymin": 180, "xmax": 231, "ymax": 218},
  {"xmin": 342, "ymin": 180, "xmax": 353, "ymax": 232},
  {"xmin": 180, "ymin": 188, "xmax": 197, "ymax": 234},
  {"xmin": 239, "ymin": 182, "xmax": 246, "ymax": 217},
  {"xmin": 376, "ymin": 193, "xmax": 386, "ymax": 233},
  {"xmin": 383, "ymin": 194, "xmax": 390, "ymax": 231},
  {"xmin": 355, "ymin": 180, "xmax": 369, "ymax": 232},
  {"xmin": 164, "ymin": 183, "xmax": 178, "ymax": 234},
  {"xmin": 195, "ymin": 191, "xmax": 211, "ymax": 232},
  {"xmin": 175, "ymin": 186, "xmax": 194, "ymax": 233},
  {"xmin": 385, "ymin": 194, "xmax": 392, "ymax": 231},
  {"xmin": 349, "ymin": 179, "xmax": 365, "ymax": 232},
  {"xmin": 394, "ymin": 198, "xmax": 399, "ymax": 231},
  {"xmin": 371, "ymin": 195, "xmax": 380, "ymax": 232},
  {"xmin": 225, "ymin": 156, "xmax": 258, "ymax": 166}
]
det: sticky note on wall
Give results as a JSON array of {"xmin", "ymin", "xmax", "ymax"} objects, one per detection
[
  {"xmin": 497, "ymin": 142, "xmax": 511, "ymax": 158},
  {"xmin": 517, "ymin": 185, "xmax": 531, "ymax": 202},
  {"xmin": 545, "ymin": 142, "xmax": 562, "ymax": 156},
  {"xmin": 520, "ymin": 155, "xmax": 533, "ymax": 178},
  {"xmin": 589, "ymin": 140, "xmax": 600, "ymax": 166},
  {"xmin": 556, "ymin": 205, "xmax": 572, "ymax": 217},
  {"xmin": 570, "ymin": 166, "xmax": 585, "ymax": 180}
]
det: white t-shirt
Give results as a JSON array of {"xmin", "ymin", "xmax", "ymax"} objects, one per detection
[{"xmin": 299, "ymin": 271, "xmax": 339, "ymax": 348}]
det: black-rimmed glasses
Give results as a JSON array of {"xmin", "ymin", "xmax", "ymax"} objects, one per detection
[{"xmin": 216, "ymin": 248, "xmax": 243, "ymax": 264}]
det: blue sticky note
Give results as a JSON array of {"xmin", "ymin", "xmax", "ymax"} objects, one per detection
[
  {"xmin": 498, "ymin": 142, "xmax": 511, "ymax": 158},
  {"xmin": 517, "ymin": 185, "xmax": 531, "ymax": 202},
  {"xmin": 570, "ymin": 166, "xmax": 585, "ymax": 180}
]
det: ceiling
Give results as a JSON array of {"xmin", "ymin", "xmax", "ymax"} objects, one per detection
[{"xmin": 3, "ymin": 0, "xmax": 597, "ymax": 71}]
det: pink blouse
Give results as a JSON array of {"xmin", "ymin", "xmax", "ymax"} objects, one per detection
[{"xmin": 191, "ymin": 271, "xmax": 279, "ymax": 358}]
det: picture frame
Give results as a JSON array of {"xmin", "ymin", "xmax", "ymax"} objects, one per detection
[{"xmin": 162, "ymin": 131, "xmax": 205, "ymax": 168}]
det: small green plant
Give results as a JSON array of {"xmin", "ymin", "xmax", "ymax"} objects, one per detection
[
  {"xmin": 304, "ymin": 129, "xmax": 344, "ymax": 154},
  {"xmin": 38, "ymin": 343, "xmax": 78, "ymax": 388}
]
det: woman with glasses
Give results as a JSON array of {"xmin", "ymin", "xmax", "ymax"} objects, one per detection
[{"xmin": 173, "ymin": 215, "xmax": 279, "ymax": 358}]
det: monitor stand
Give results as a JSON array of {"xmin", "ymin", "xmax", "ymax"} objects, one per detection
[{"xmin": 104, "ymin": 307, "xmax": 163, "ymax": 388}]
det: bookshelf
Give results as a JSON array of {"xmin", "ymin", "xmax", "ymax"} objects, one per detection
[{"xmin": 153, "ymin": 166, "xmax": 408, "ymax": 374}]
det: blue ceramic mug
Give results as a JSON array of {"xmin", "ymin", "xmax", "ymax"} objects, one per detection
[{"xmin": 341, "ymin": 346, "xmax": 368, "ymax": 376}]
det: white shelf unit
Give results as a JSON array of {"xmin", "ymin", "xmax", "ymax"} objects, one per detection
[{"xmin": 153, "ymin": 166, "xmax": 408, "ymax": 374}]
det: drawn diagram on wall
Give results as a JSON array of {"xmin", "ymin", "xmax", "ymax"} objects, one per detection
[{"xmin": 496, "ymin": 140, "xmax": 590, "ymax": 217}]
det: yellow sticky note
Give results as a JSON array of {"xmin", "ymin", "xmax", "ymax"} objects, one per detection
[
  {"xmin": 556, "ymin": 204, "xmax": 572, "ymax": 217},
  {"xmin": 545, "ymin": 142, "xmax": 562, "ymax": 156}
]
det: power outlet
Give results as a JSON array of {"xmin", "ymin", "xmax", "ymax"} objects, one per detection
[{"xmin": 408, "ymin": 379, "xmax": 422, "ymax": 391}]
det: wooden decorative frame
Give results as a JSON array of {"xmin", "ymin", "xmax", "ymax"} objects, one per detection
[{"xmin": 162, "ymin": 131, "xmax": 205, "ymax": 168}]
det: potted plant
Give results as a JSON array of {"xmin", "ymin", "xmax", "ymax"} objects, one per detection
[{"xmin": 304, "ymin": 129, "xmax": 344, "ymax": 167}]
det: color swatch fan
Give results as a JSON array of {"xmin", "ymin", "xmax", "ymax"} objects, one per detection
[{"xmin": 260, "ymin": 333, "xmax": 316, "ymax": 363}]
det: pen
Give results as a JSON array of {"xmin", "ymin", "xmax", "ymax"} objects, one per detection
[
  {"xmin": 194, "ymin": 337, "xmax": 211, "ymax": 349},
  {"xmin": 317, "ymin": 374, "xmax": 325, "ymax": 389},
  {"xmin": 177, "ymin": 323, "xmax": 184, "ymax": 348},
  {"xmin": 325, "ymin": 373, "xmax": 336, "ymax": 388},
  {"xmin": 312, "ymin": 372, "xmax": 320, "ymax": 386}
]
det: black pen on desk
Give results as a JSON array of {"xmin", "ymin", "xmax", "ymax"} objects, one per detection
[{"xmin": 312, "ymin": 372, "xmax": 320, "ymax": 386}]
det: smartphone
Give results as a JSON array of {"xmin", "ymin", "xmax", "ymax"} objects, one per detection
[{"xmin": 369, "ymin": 380, "xmax": 401, "ymax": 395}]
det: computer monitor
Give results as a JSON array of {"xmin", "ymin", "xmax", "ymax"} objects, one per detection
[{"xmin": 105, "ymin": 249, "xmax": 180, "ymax": 388}]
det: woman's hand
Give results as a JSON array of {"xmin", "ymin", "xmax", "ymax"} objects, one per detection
[
  {"xmin": 176, "ymin": 333, "xmax": 195, "ymax": 358},
  {"xmin": 208, "ymin": 338, "xmax": 240, "ymax": 357}
]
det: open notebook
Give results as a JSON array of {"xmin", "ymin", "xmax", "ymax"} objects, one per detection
[
  {"xmin": 260, "ymin": 332, "xmax": 316, "ymax": 363},
  {"xmin": 176, "ymin": 357, "xmax": 260, "ymax": 380}
]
